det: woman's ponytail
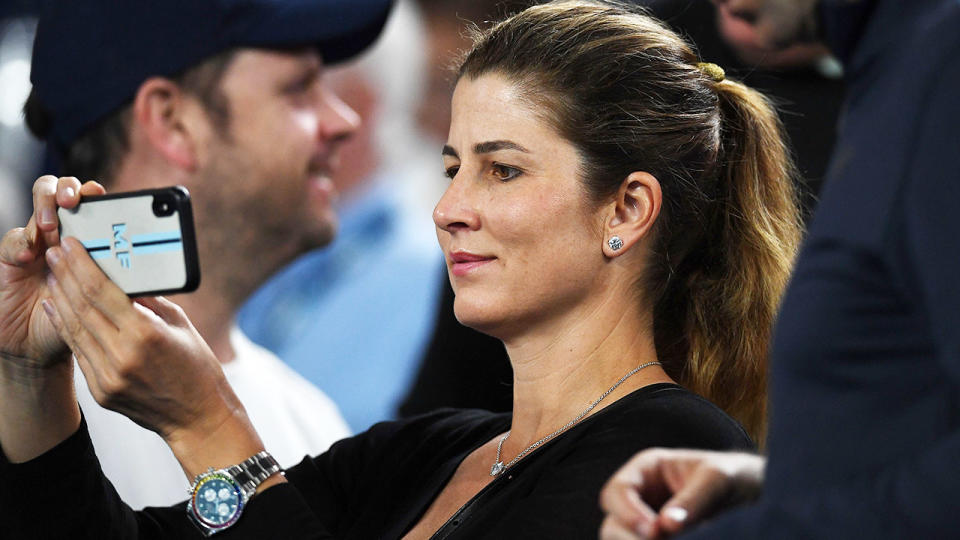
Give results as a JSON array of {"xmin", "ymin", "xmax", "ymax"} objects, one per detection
[{"xmin": 671, "ymin": 78, "xmax": 803, "ymax": 446}]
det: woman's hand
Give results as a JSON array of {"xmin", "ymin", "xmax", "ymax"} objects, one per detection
[
  {"xmin": 0, "ymin": 176, "xmax": 104, "ymax": 367},
  {"xmin": 0, "ymin": 176, "xmax": 104, "ymax": 462},
  {"xmin": 42, "ymin": 235, "xmax": 265, "ymax": 476},
  {"xmin": 599, "ymin": 448, "xmax": 765, "ymax": 539}
]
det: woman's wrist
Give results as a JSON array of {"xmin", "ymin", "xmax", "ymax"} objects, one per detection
[
  {"xmin": 0, "ymin": 348, "xmax": 72, "ymax": 380},
  {"xmin": 163, "ymin": 395, "xmax": 268, "ymax": 480},
  {"xmin": 0, "ymin": 355, "xmax": 80, "ymax": 463},
  {"xmin": 255, "ymin": 472, "xmax": 288, "ymax": 495}
]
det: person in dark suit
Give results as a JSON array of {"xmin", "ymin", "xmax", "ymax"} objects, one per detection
[{"xmin": 600, "ymin": 1, "xmax": 960, "ymax": 538}]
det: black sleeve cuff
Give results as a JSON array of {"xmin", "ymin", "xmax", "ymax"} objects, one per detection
[
  {"xmin": 218, "ymin": 482, "xmax": 334, "ymax": 539},
  {"xmin": 0, "ymin": 412, "xmax": 93, "ymax": 477}
]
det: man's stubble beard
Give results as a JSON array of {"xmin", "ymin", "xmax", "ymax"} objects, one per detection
[{"xmin": 189, "ymin": 148, "xmax": 337, "ymax": 310}]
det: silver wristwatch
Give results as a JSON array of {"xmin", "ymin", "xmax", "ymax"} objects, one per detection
[{"xmin": 186, "ymin": 451, "xmax": 283, "ymax": 537}]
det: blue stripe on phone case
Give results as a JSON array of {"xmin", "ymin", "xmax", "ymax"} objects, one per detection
[
  {"xmin": 83, "ymin": 238, "xmax": 112, "ymax": 259},
  {"xmin": 82, "ymin": 238, "xmax": 111, "ymax": 250}
]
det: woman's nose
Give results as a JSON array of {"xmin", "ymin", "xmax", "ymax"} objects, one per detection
[{"xmin": 433, "ymin": 176, "xmax": 480, "ymax": 233}]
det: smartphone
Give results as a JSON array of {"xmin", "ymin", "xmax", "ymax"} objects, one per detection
[{"xmin": 57, "ymin": 186, "xmax": 201, "ymax": 297}]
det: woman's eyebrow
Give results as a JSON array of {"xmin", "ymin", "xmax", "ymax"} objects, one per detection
[
  {"xmin": 473, "ymin": 140, "xmax": 530, "ymax": 154},
  {"xmin": 442, "ymin": 140, "xmax": 531, "ymax": 159}
]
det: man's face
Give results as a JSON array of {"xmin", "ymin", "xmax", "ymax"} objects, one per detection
[
  {"xmin": 711, "ymin": 0, "xmax": 822, "ymax": 49},
  {"xmin": 187, "ymin": 48, "xmax": 359, "ymax": 301},
  {"xmin": 714, "ymin": 0, "xmax": 831, "ymax": 67}
]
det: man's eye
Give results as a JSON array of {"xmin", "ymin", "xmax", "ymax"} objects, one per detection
[
  {"xmin": 444, "ymin": 166, "xmax": 460, "ymax": 179},
  {"xmin": 284, "ymin": 72, "xmax": 319, "ymax": 96},
  {"xmin": 286, "ymin": 79, "xmax": 312, "ymax": 95},
  {"xmin": 491, "ymin": 164, "xmax": 522, "ymax": 181}
]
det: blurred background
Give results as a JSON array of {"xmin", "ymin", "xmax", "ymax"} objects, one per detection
[
  {"xmin": 0, "ymin": 0, "xmax": 844, "ymax": 433},
  {"xmin": 0, "ymin": 0, "xmax": 41, "ymax": 232}
]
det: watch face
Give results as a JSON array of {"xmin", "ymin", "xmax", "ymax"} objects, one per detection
[{"xmin": 190, "ymin": 473, "xmax": 244, "ymax": 530}]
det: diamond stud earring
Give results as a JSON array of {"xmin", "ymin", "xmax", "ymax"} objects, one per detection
[{"xmin": 607, "ymin": 236, "xmax": 623, "ymax": 251}]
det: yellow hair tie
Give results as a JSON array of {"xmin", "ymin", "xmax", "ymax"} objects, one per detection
[{"xmin": 696, "ymin": 62, "xmax": 725, "ymax": 82}]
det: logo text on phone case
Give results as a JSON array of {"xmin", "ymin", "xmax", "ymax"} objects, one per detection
[{"xmin": 112, "ymin": 223, "xmax": 131, "ymax": 268}]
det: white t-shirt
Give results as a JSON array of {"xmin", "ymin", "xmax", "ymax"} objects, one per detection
[{"xmin": 74, "ymin": 327, "xmax": 351, "ymax": 509}]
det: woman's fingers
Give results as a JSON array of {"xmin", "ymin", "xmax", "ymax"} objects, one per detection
[
  {"xmin": 31, "ymin": 175, "xmax": 63, "ymax": 248},
  {"xmin": 1, "ymin": 178, "xmax": 106, "ymax": 269},
  {"xmin": 0, "ymin": 226, "xmax": 35, "ymax": 266},
  {"xmin": 135, "ymin": 296, "xmax": 190, "ymax": 328},
  {"xmin": 31, "ymin": 175, "xmax": 60, "ymax": 229},
  {"xmin": 43, "ymin": 276, "xmax": 108, "ymax": 374},
  {"xmin": 55, "ymin": 177, "xmax": 82, "ymax": 208},
  {"xmin": 78, "ymin": 180, "xmax": 106, "ymax": 197},
  {"xmin": 47, "ymin": 238, "xmax": 134, "ymax": 330},
  {"xmin": 44, "ymin": 267, "xmax": 112, "ymax": 352},
  {"xmin": 26, "ymin": 175, "xmax": 98, "ymax": 254},
  {"xmin": 45, "ymin": 299, "xmax": 110, "ymax": 410},
  {"xmin": 43, "ymin": 242, "xmax": 127, "ymax": 371}
]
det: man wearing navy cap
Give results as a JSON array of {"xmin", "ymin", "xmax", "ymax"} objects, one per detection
[{"xmin": 0, "ymin": 0, "xmax": 393, "ymax": 528}]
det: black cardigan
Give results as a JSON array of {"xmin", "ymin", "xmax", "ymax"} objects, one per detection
[{"xmin": 1, "ymin": 383, "xmax": 752, "ymax": 539}]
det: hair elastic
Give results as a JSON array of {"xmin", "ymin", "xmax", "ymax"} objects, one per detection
[{"xmin": 696, "ymin": 62, "xmax": 725, "ymax": 82}]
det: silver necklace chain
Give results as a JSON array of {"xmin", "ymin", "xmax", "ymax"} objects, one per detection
[{"xmin": 490, "ymin": 360, "xmax": 662, "ymax": 477}]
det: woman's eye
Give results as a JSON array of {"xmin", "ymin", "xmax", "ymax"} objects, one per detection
[
  {"xmin": 491, "ymin": 164, "xmax": 522, "ymax": 181},
  {"xmin": 444, "ymin": 166, "xmax": 460, "ymax": 179}
]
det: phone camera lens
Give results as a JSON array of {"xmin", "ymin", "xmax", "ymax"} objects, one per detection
[{"xmin": 152, "ymin": 195, "xmax": 175, "ymax": 217}]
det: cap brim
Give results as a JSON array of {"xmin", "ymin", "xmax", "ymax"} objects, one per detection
[{"xmin": 236, "ymin": 0, "xmax": 394, "ymax": 65}]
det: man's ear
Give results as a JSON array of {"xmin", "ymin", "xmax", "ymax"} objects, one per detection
[
  {"xmin": 601, "ymin": 171, "xmax": 662, "ymax": 258},
  {"xmin": 130, "ymin": 77, "xmax": 199, "ymax": 171}
]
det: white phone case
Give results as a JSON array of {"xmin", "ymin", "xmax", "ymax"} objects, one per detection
[{"xmin": 57, "ymin": 186, "xmax": 200, "ymax": 296}]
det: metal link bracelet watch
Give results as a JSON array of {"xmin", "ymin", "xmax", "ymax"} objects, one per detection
[{"xmin": 186, "ymin": 451, "xmax": 283, "ymax": 537}]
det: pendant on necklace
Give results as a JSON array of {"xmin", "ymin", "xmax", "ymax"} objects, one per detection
[{"xmin": 490, "ymin": 461, "xmax": 505, "ymax": 476}]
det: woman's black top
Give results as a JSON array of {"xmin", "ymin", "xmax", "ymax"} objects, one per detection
[{"xmin": 1, "ymin": 383, "xmax": 752, "ymax": 539}]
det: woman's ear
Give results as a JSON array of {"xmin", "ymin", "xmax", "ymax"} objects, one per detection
[
  {"xmin": 601, "ymin": 171, "xmax": 662, "ymax": 258},
  {"xmin": 131, "ymin": 77, "xmax": 199, "ymax": 171}
]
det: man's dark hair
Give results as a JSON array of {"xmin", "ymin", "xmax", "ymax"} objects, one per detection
[{"xmin": 24, "ymin": 49, "xmax": 237, "ymax": 184}]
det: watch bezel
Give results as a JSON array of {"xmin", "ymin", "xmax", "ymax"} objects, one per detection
[{"xmin": 187, "ymin": 469, "xmax": 247, "ymax": 536}]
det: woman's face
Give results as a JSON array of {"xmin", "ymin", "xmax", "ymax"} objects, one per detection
[{"xmin": 434, "ymin": 73, "xmax": 607, "ymax": 339}]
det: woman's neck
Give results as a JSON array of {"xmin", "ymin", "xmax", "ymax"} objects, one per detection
[{"xmin": 499, "ymin": 294, "xmax": 670, "ymax": 453}]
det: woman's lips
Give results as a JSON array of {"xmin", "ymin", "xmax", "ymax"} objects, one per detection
[{"xmin": 450, "ymin": 251, "xmax": 496, "ymax": 277}]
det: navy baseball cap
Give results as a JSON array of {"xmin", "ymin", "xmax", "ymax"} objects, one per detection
[{"xmin": 30, "ymin": 0, "xmax": 395, "ymax": 155}]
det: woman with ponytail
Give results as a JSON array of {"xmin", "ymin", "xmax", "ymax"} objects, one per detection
[
  {"xmin": 0, "ymin": 1, "xmax": 802, "ymax": 538},
  {"xmin": 445, "ymin": 0, "xmax": 801, "ymax": 447}
]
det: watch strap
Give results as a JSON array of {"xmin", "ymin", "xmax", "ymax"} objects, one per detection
[{"xmin": 227, "ymin": 451, "xmax": 282, "ymax": 498}]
